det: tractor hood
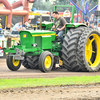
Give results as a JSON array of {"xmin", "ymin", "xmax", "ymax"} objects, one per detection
[
  {"xmin": 20, "ymin": 30, "xmax": 56, "ymax": 37},
  {"xmin": 19, "ymin": 30, "xmax": 56, "ymax": 49}
]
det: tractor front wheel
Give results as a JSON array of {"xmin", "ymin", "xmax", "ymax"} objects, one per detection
[
  {"xmin": 38, "ymin": 51, "xmax": 54, "ymax": 72},
  {"xmin": 6, "ymin": 55, "xmax": 21, "ymax": 71}
]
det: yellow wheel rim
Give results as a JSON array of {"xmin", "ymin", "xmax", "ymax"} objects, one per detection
[
  {"xmin": 85, "ymin": 34, "xmax": 100, "ymax": 68},
  {"xmin": 13, "ymin": 59, "xmax": 20, "ymax": 67},
  {"xmin": 44, "ymin": 56, "xmax": 51, "ymax": 69}
]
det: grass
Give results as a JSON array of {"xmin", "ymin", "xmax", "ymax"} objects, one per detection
[{"xmin": 0, "ymin": 76, "xmax": 100, "ymax": 89}]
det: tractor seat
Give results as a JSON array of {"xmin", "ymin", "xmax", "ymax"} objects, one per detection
[{"xmin": 54, "ymin": 34, "xmax": 65, "ymax": 42}]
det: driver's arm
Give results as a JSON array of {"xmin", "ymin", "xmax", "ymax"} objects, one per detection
[{"xmin": 51, "ymin": 25, "xmax": 55, "ymax": 30}]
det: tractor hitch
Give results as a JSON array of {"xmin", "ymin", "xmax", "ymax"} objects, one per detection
[
  {"xmin": 13, "ymin": 55, "xmax": 24, "ymax": 60},
  {"xmin": 15, "ymin": 48, "xmax": 25, "ymax": 56},
  {"xmin": 12, "ymin": 48, "xmax": 25, "ymax": 60}
]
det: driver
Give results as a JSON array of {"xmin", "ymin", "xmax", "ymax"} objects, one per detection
[{"xmin": 51, "ymin": 11, "xmax": 67, "ymax": 43}]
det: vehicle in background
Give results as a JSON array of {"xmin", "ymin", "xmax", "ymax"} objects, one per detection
[
  {"xmin": 29, "ymin": 10, "xmax": 51, "ymax": 25},
  {"xmin": 0, "ymin": 35, "xmax": 6, "ymax": 57},
  {"xmin": 59, "ymin": 12, "xmax": 83, "ymax": 23}
]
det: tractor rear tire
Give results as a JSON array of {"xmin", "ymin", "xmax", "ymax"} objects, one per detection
[
  {"xmin": 77, "ymin": 28, "xmax": 100, "ymax": 71},
  {"xmin": 61, "ymin": 27, "xmax": 87, "ymax": 71},
  {"xmin": 22, "ymin": 56, "xmax": 39, "ymax": 69},
  {"xmin": 38, "ymin": 51, "xmax": 54, "ymax": 72},
  {"xmin": 6, "ymin": 55, "xmax": 21, "ymax": 71}
]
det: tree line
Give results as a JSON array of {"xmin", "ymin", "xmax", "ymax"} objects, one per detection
[{"xmin": 33, "ymin": 0, "xmax": 98, "ymax": 12}]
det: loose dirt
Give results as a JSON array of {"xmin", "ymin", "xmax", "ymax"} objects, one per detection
[{"xmin": 0, "ymin": 84, "xmax": 100, "ymax": 100}]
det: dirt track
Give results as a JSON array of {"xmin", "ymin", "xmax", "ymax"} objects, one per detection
[
  {"xmin": 0, "ymin": 59, "xmax": 100, "ymax": 100},
  {"xmin": 0, "ymin": 59, "xmax": 100, "ymax": 79}
]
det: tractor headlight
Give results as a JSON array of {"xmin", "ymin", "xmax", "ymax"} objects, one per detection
[
  {"xmin": 34, "ymin": 43, "xmax": 37, "ymax": 47},
  {"xmin": 23, "ymin": 34, "xmax": 27, "ymax": 38}
]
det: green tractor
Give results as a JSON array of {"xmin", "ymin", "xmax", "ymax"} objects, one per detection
[{"xmin": 4, "ymin": 5, "xmax": 100, "ymax": 72}]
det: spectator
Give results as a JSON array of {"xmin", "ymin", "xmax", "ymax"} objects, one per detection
[
  {"xmin": 36, "ymin": 18, "xmax": 40, "ymax": 24},
  {"xmin": 91, "ymin": 23, "xmax": 94, "ymax": 28},
  {"xmin": 86, "ymin": 21, "xmax": 89, "ymax": 27},
  {"xmin": 12, "ymin": 22, "xmax": 22, "ymax": 34},
  {"xmin": 89, "ymin": 23, "xmax": 94, "ymax": 28},
  {"xmin": 98, "ymin": 23, "xmax": 100, "ymax": 31},
  {"xmin": 83, "ymin": 21, "xmax": 86, "ymax": 24},
  {"xmin": 0, "ymin": 18, "xmax": 2, "ymax": 31},
  {"xmin": 51, "ymin": 11, "xmax": 67, "ymax": 43},
  {"xmin": 22, "ymin": 21, "xmax": 27, "ymax": 30},
  {"xmin": 27, "ymin": 19, "xmax": 31, "ymax": 27},
  {"xmin": 49, "ymin": 19, "xmax": 53, "ymax": 22},
  {"xmin": 5, "ymin": 23, "xmax": 12, "ymax": 32}
]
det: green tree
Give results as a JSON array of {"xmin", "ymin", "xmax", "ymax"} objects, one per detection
[
  {"xmin": 32, "ymin": 0, "xmax": 98, "ymax": 13},
  {"xmin": 33, "ymin": 0, "xmax": 54, "ymax": 12},
  {"xmin": 45, "ymin": 0, "xmax": 49, "ymax": 2},
  {"xmin": 53, "ymin": 0, "xmax": 70, "ymax": 12},
  {"xmin": 13, "ymin": 0, "xmax": 16, "ymax": 3}
]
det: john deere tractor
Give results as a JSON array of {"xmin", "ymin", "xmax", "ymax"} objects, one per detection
[{"xmin": 4, "ymin": 5, "xmax": 100, "ymax": 72}]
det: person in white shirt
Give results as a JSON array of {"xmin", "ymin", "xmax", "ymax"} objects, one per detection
[
  {"xmin": 98, "ymin": 23, "xmax": 100, "ymax": 31},
  {"xmin": 12, "ymin": 22, "xmax": 22, "ymax": 34}
]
